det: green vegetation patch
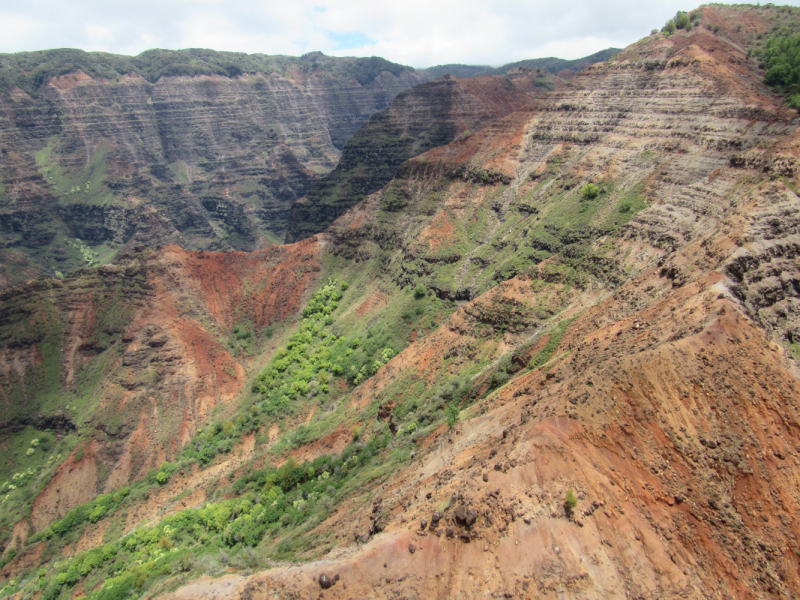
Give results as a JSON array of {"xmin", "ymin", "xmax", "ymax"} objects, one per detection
[
  {"xmin": 0, "ymin": 418, "xmax": 405, "ymax": 600},
  {"xmin": 529, "ymin": 316, "xmax": 577, "ymax": 369},
  {"xmin": 760, "ymin": 31, "xmax": 800, "ymax": 107}
]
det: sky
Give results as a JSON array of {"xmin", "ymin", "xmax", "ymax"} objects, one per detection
[{"xmin": 1, "ymin": 0, "xmax": 799, "ymax": 69}]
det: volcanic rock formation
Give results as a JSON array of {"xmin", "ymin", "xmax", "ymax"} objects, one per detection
[{"xmin": 286, "ymin": 71, "xmax": 560, "ymax": 243}]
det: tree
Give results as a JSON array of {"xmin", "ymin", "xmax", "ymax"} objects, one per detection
[
  {"xmin": 674, "ymin": 12, "xmax": 689, "ymax": 29},
  {"xmin": 762, "ymin": 33, "xmax": 800, "ymax": 93},
  {"xmin": 445, "ymin": 403, "xmax": 459, "ymax": 428},
  {"xmin": 581, "ymin": 183, "xmax": 600, "ymax": 199},
  {"xmin": 662, "ymin": 19, "xmax": 676, "ymax": 36}
]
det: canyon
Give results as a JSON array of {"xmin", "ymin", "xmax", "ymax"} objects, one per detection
[
  {"xmin": 0, "ymin": 50, "xmax": 427, "ymax": 288},
  {"xmin": 1, "ymin": 4, "xmax": 800, "ymax": 600},
  {"xmin": 0, "ymin": 48, "xmax": 612, "ymax": 289}
]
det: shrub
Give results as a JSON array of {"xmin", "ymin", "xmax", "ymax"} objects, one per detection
[
  {"xmin": 674, "ymin": 12, "xmax": 689, "ymax": 29},
  {"xmin": 564, "ymin": 490, "xmax": 577, "ymax": 512},
  {"xmin": 581, "ymin": 183, "xmax": 599, "ymax": 199},
  {"xmin": 618, "ymin": 200, "xmax": 632, "ymax": 213},
  {"xmin": 662, "ymin": 20, "xmax": 676, "ymax": 36},
  {"xmin": 156, "ymin": 471, "xmax": 168, "ymax": 485},
  {"xmin": 414, "ymin": 283, "xmax": 427, "ymax": 299},
  {"xmin": 0, "ymin": 549, "xmax": 16, "ymax": 569},
  {"xmin": 42, "ymin": 584, "xmax": 62, "ymax": 600},
  {"xmin": 445, "ymin": 404, "xmax": 459, "ymax": 428}
]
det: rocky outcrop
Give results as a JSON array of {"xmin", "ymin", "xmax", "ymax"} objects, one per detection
[
  {"xmin": 0, "ymin": 50, "xmax": 427, "ymax": 287},
  {"xmin": 326, "ymin": 4, "xmax": 797, "ymax": 308}
]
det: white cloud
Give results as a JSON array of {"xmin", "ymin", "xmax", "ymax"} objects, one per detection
[{"xmin": 2, "ymin": 0, "xmax": 800, "ymax": 67}]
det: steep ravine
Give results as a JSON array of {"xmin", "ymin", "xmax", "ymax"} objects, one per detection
[{"xmin": 285, "ymin": 71, "xmax": 562, "ymax": 243}]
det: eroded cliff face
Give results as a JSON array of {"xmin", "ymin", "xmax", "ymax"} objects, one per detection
[
  {"xmin": 156, "ymin": 5, "xmax": 800, "ymax": 598},
  {"xmin": 285, "ymin": 72, "xmax": 559, "ymax": 243},
  {"xmin": 0, "ymin": 53, "xmax": 426, "ymax": 287}
]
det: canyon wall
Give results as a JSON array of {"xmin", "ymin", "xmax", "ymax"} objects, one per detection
[
  {"xmin": 4, "ymin": 5, "xmax": 800, "ymax": 599},
  {"xmin": 0, "ymin": 50, "xmax": 427, "ymax": 287}
]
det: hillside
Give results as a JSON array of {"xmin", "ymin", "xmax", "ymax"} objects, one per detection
[{"xmin": 2, "ymin": 3, "xmax": 800, "ymax": 600}]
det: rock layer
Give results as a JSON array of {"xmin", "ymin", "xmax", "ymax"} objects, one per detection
[
  {"xmin": 157, "ymin": 6, "xmax": 800, "ymax": 598},
  {"xmin": 4, "ymin": 5, "xmax": 800, "ymax": 599},
  {"xmin": 0, "ymin": 237, "xmax": 323, "ymax": 516}
]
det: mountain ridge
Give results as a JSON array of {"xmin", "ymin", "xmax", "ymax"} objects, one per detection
[{"xmin": 422, "ymin": 47, "xmax": 622, "ymax": 79}]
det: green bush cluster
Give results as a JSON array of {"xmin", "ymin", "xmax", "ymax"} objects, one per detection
[
  {"xmin": 0, "ymin": 549, "xmax": 16, "ymax": 570},
  {"xmin": 182, "ymin": 420, "xmax": 245, "ymax": 467},
  {"xmin": 252, "ymin": 281, "xmax": 396, "ymax": 416},
  {"xmin": 445, "ymin": 404, "xmax": 460, "ymax": 428},
  {"xmin": 23, "ymin": 432, "xmax": 394, "ymax": 600},
  {"xmin": 155, "ymin": 461, "xmax": 176, "ymax": 485},
  {"xmin": 760, "ymin": 32, "xmax": 800, "ymax": 106},
  {"xmin": 580, "ymin": 183, "xmax": 599, "ymax": 200},
  {"xmin": 661, "ymin": 10, "xmax": 698, "ymax": 36}
]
